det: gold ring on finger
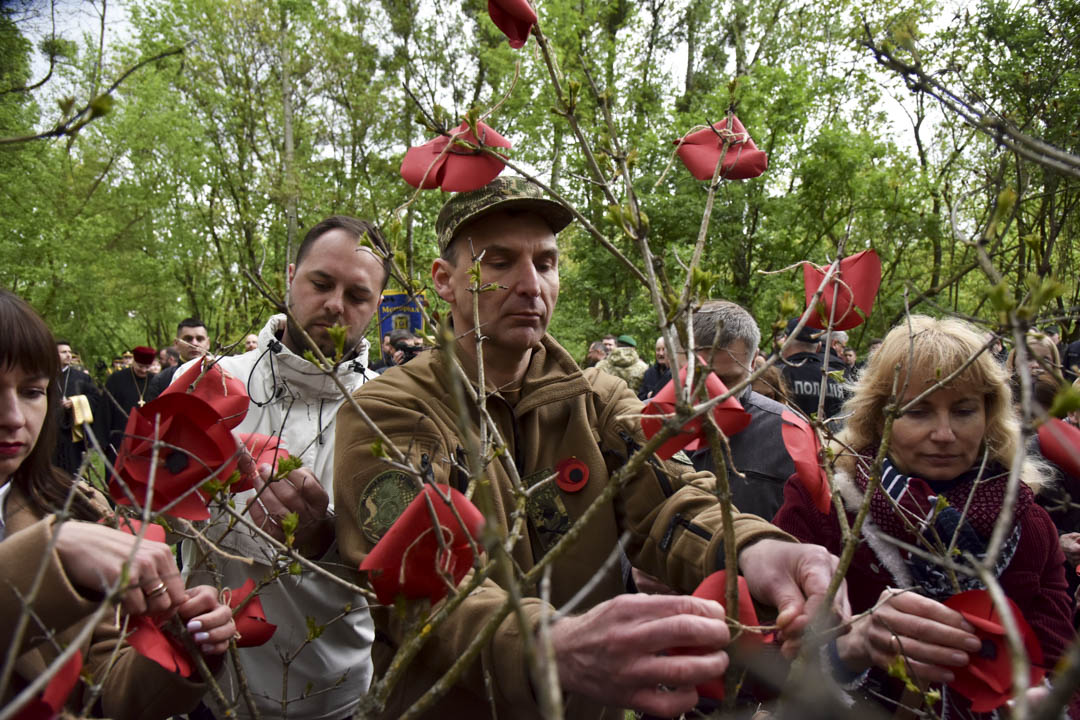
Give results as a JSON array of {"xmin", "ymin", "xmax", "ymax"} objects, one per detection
[{"xmin": 145, "ymin": 581, "xmax": 169, "ymax": 599}]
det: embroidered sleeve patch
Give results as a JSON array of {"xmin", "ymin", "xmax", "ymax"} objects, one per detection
[{"xmin": 358, "ymin": 470, "xmax": 421, "ymax": 544}]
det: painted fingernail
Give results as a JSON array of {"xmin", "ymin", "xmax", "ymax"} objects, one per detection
[
  {"xmin": 194, "ymin": 631, "xmax": 210, "ymax": 642},
  {"xmin": 186, "ymin": 620, "xmax": 203, "ymax": 633}
]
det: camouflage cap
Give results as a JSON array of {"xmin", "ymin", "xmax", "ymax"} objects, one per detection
[{"xmin": 435, "ymin": 177, "xmax": 574, "ymax": 253}]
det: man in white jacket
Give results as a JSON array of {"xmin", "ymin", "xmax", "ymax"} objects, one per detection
[{"xmin": 178, "ymin": 216, "xmax": 391, "ymax": 719}]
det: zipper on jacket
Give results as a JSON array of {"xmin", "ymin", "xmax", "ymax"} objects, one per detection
[{"xmin": 659, "ymin": 512, "xmax": 713, "ymax": 552}]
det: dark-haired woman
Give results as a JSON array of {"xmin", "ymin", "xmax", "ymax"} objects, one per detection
[{"xmin": 0, "ymin": 289, "xmax": 235, "ymax": 718}]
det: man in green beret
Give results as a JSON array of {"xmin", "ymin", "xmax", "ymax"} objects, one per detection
[
  {"xmin": 595, "ymin": 333, "xmax": 649, "ymax": 393},
  {"xmin": 334, "ymin": 177, "xmax": 847, "ymax": 720}
]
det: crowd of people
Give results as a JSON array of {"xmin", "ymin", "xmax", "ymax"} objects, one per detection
[{"xmin": 3, "ymin": 176, "xmax": 1080, "ymax": 720}]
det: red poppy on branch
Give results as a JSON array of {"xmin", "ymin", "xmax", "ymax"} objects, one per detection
[
  {"xmin": 225, "ymin": 578, "xmax": 277, "ymax": 648},
  {"xmin": 111, "ymin": 394, "xmax": 241, "ymax": 521},
  {"xmin": 674, "ymin": 115, "xmax": 768, "ymax": 181},
  {"xmin": 941, "ymin": 589, "xmax": 1045, "ymax": 712},
  {"xmin": 161, "ymin": 359, "xmax": 249, "ymax": 430},
  {"xmin": 1037, "ymin": 418, "xmax": 1080, "ymax": 479},
  {"xmin": 360, "ymin": 485, "xmax": 485, "ymax": 605},
  {"xmin": 12, "ymin": 650, "xmax": 83, "ymax": 720},
  {"xmin": 487, "ymin": 0, "xmax": 537, "ymax": 49},
  {"xmin": 780, "ymin": 410, "xmax": 831, "ymax": 513},
  {"xmin": 801, "ymin": 249, "xmax": 881, "ymax": 331},
  {"xmin": 400, "ymin": 121, "xmax": 511, "ymax": 193},
  {"xmin": 671, "ymin": 570, "xmax": 773, "ymax": 700},
  {"xmin": 109, "ymin": 516, "xmax": 168, "ymax": 544},
  {"xmin": 127, "ymin": 617, "xmax": 193, "ymax": 677},
  {"xmin": 234, "ymin": 433, "xmax": 292, "ymax": 493},
  {"xmin": 641, "ymin": 365, "xmax": 751, "ymax": 460}
]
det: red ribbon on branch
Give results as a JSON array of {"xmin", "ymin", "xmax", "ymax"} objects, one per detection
[
  {"xmin": 941, "ymin": 589, "xmax": 1045, "ymax": 712},
  {"xmin": 674, "ymin": 115, "xmax": 769, "ymax": 181},
  {"xmin": 360, "ymin": 485, "xmax": 485, "ymax": 606},
  {"xmin": 641, "ymin": 366, "xmax": 751, "ymax": 460},
  {"xmin": 225, "ymin": 578, "xmax": 277, "ymax": 648},
  {"xmin": 671, "ymin": 570, "xmax": 773, "ymax": 701},
  {"xmin": 1037, "ymin": 418, "xmax": 1080, "ymax": 479},
  {"xmin": 801, "ymin": 249, "xmax": 882, "ymax": 331},
  {"xmin": 11, "ymin": 651, "xmax": 83, "ymax": 720},
  {"xmin": 400, "ymin": 121, "xmax": 511, "ymax": 192}
]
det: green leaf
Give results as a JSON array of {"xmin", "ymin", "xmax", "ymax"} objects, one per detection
[
  {"xmin": 371, "ymin": 437, "xmax": 387, "ymax": 459},
  {"xmin": 305, "ymin": 616, "xmax": 325, "ymax": 641},
  {"xmin": 327, "ymin": 323, "xmax": 347, "ymax": 361},
  {"xmin": 1049, "ymin": 384, "xmax": 1080, "ymax": 418}
]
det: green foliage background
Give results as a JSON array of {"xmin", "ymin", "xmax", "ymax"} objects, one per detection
[{"xmin": 1, "ymin": 0, "xmax": 1077, "ymax": 369}]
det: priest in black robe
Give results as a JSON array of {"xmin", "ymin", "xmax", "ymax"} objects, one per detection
[
  {"xmin": 53, "ymin": 340, "xmax": 100, "ymax": 474},
  {"xmin": 102, "ymin": 345, "xmax": 156, "ymax": 471}
]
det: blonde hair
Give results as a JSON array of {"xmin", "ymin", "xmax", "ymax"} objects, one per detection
[
  {"xmin": 1005, "ymin": 331, "xmax": 1061, "ymax": 376},
  {"xmin": 837, "ymin": 315, "xmax": 1047, "ymax": 488}
]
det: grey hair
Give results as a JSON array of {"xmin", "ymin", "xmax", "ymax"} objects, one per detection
[
  {"xmin": 832, "ymin": 330, "xmax": 849, "ymax": 345},
  {"xmin": 692, "ymin": 300, "xmax": 760, "ymax": 363}
]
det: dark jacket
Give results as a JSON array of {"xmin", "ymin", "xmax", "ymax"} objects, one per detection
[
  {"xmin": 637, "ymin": 362, "xmax": 671, "ymax": 400},
  {"xmin": 691, "ymin": 387, "xmax": 796, "ymax": 521},
  {"xmin": 780, "ymin": 350, "xmax": 847, "ymax": 421}
]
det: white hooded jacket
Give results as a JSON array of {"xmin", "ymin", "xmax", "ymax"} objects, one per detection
[{"xmin": 179, "ymin": 314, "xmax": 377, "ymax": 720}]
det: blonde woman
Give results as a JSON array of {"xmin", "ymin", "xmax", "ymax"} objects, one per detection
[{"xmin": 775, "ymin": 315, "xmax": 1074, "ymax": 717}]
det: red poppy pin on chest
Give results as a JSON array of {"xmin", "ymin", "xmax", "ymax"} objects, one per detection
[{"xmin": 555, "ymin": 457, "xmax": 589, "ymax": 493}]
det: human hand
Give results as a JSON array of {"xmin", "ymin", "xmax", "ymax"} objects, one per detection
[
  {"xmin": 738, "ymin": 538, "xmax": 850, "ymax": 658},
  {"xmin": 179, "ymin": 585, "xmax": 236, "ymax": 656},
  {"xmin": 62, "ymin": 397, "xmax": 73, "ymax": 410},
  {"xmin": 834, "ymin": 588, "xmax": 982, "ymax": 683},
  {"xmin": 551, "ymin": 594, "xmax": 730, "ymax": 717},
  {"xmin": 53, "ymin": 521, "xmax": 186, "ymax": 617},
  {"xmin": 247, "ymin": 463, "xmax": 333, "ymax": 557},
  {"xmin": 1060, "ymin": 533, "xmax": 1080, "ymax": 566}
]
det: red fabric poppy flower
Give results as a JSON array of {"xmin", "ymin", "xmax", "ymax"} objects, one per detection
[
  {"xmin": 672, "ymin": 571, "xmax": 772, "ymax": 700},
  {"xmin": 941, "ymin": 589, "xmax": 1045, "ymax": 712},
  {"xmin": 674, "ymin": 115, "xmax": 769, "ymax": 181},
  {"xmin": 1038, "ymin": 418, "xmax": 1080, "ymax": 479},
  {"xmin": 641, "ymin": 366, "xmax": 751, "ymax": 460},
  {"xmin": 161, "ymin": 359, "xmax": 249, "ymax": 430},
  {"xmin": 802, "ymin": 249, "xmax": 881, "ymax": 331},
  {"xmin": 127, "ymin": 616, "xmax": 193, "ymax": 677},
  {"xmin": 12, "ymin": 650, "xmax": 82, "ymax": 720},
  {"xmin": 110, "ymin": 394, "xmax": 241, "ymax": 521},
  {"xmin": 360, "ymin": 485, "xmax": 485, "ymax": 606},
  {"xmin": 234, "ymin": 433, "xmax": 292, "ymax": 493},
  {"xmin": 225, "ymin": 578, "xmax": 277, "ymax": 648},
  {"xmin": 780, "ymin": 410, "xmax": 831, "ymax": 513},
  {"xmin": 400, "ymin": 121, "xmax": 512, "ymax": 193},
  {"xmin": 109, "ymin": 516, "xmax": 167, "ymax": 545},
  {"xmin": 488, "ymin": 0, "xmax": 537, "ymax": 49}
]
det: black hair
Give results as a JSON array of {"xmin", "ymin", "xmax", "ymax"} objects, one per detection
[
  {"xmin": 56, "ymin": 339, "xmax": 71, "ymax": 348},
  {"xmin": 177, "ymin": 317, "xmax": 206, "ymax": 334},
  {"xmin": 0, "ymin": 290, "xmax": 99, "ymax": 521},
  {"xmin": 296, "ymin": 215, "xmax": 393, "ymax": 291}
]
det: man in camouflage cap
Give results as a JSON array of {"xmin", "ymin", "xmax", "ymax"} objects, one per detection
[{"xmin": 334, "ymin": 176, "xmax": 847, "ymax": 719}]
